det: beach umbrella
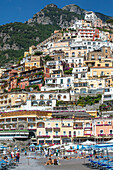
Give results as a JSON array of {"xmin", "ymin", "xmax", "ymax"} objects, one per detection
[
  {"xmin": 106, "ymin": 139, "xmax": 113, "ymax": 144},
  {"xmin": 29, "ymin": 144, "xmax": 35, "ymax": 148},
  {"xmin": 36, "ymin": 144, "xmax": 42, "ymax": 147},
  {"xmin": 42, "ymin": 144, "xmax": 49, "ymax": 147},
  {"xmin": 81, "ymin": 140, "xmax": 96, "ymax": 145}
]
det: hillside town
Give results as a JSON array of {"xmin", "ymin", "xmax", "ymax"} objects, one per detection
[{"xmin": 0, "ymin": 11, "xmax": 113, "ymax": 145}]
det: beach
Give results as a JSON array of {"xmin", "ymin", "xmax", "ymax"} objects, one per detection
[{"xmin": 14, "ymin": 153, "xmax": 89, "ymax": 170}]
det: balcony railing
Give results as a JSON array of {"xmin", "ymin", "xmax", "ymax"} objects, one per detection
[
  {"xmin": 45, "ymin": 127, "xmax": 52, "ymax": 129},
  {"xmin": 37, "ymin": 135, "xmax": 50, "ymax": 138},
  {"xmin": 61, "ymin": 135, "xmax": 68, "ymax": 137},
  {"xmin": 53, "ymin": 127, "xmax": 60, "ymax": 130},
  {"xmin": 98, "ymin": 134, "xmax": 106, "ymax": 137},
  {"xmin": 84, "ymin": 127, "xmax": 92, "ymax": 129},
  {"xmin": 73, "ymin": 127, "xmax": 83, "ymax": 129},
  {"xmin": 84, "ymin": 134, "xmax": 92, "ymax": 136},
  {"xmin": 53, "ymin": 135, "xmax": 60, "ymax": 138}
]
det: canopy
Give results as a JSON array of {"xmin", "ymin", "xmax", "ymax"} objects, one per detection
[
  {"xmin": 29, "ymin": 144, "xmax": 35, "ymax": 148},
  {"xmin": 106, "ymin": 139, "xmax": 113, "ymax": 144},
  {"xmin": 81, "ymin": 140, "xmax": 96, "ymax": 145},
  {"xmin": 42, "ymin": 144, "xmax": 49, "ymax": 147},
  {"xmin": 36, "ymin": 144, "xmax": 42, "ymax": 147},
  {"xmin": 94, "ymin": 144, "xmax": 113, "ymax": 148}
]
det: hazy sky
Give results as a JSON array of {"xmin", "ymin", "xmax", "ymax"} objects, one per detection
[{"xmin": 0, "ymin": 0, "xmax": 113, "ymax": 25}]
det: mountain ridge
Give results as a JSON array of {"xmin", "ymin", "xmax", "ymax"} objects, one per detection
[{"xmin": 0, "ymin": 3, "xmax": 113, "ymax": 66}]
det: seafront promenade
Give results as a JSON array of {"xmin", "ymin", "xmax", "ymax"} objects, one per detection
[{"xmin": 15, "ymin": 153, "xmax": 89, "ymax": 170}]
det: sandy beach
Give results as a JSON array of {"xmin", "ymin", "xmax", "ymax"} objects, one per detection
[{"xmin": 14, "ymin": 153, "xmax": 90, "ymax": 170}]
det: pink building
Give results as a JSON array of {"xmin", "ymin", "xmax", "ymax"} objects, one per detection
[
  {"xmin": 93, "ymin": 18, "xmax": 103, "ymax": 28},
  {"xmin": 93, "ymin": 118, "xmax": 113, "ymax": 142}
]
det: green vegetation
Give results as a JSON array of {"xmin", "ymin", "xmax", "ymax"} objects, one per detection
[
  {"xmin": 56, "ymin": 100, "xmax": 65, "ymax": 106},
  {"xmin": 0, "ymin": 129, "xmax": 29, "ymax": 132},
  {"xmin": 95, "ymin": 12, "xmax": 113, "ymax": 22},
  {"xmin": 25, "ymin": 84, "xmax": 40, "ymax": 91},
  {"xmin": 35, "ymin": 71, "xmax": 44, "ymax": 75},
  {"xmin": 0, "ymin": 22, "xmax": 60, "ymax": 66},
  {"xmin": 34, "ymin": 51, "xmax": 43, "ymax": 55},
  {"xmin": 64, "ymin": 68, "xmax": 73, "ymax": 74},
  {"xmin": 77, "ymin": 94, "xmax": 102, "ymax": 107},
  {"xmin": 11, "ymin": 88, "xmax": 21, "ymax": 92},
  {"xmin": 44, "ymin": 55, "xmax": 53, "ymax": 63},
  {"xmin": 106, "ymin": 19, "xmax": 113, "ymax": 24}
]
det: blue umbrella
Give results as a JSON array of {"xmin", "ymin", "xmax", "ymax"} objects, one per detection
[
  {"xmin": 29, "ymin": 144, "xmax": 35, "ymax": 147},
  {"xmin": 36, "ymin": 144, "xmax": 42, "ymax": 147}
]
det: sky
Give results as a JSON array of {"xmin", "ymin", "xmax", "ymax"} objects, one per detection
[{"xmin": 0, "ymin": 0, "xmax": 113, "ymax": 25}]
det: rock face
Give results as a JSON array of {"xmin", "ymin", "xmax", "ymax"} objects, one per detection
[
  {"xmin": 27, "ymin": 3, "xmax": 84, "ymax": 28},
  {"xmin": 62, "ymin": 4, "xmax": 86, "ymax": 15}
]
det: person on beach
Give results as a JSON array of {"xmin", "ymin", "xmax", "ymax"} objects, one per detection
[
  {"xmin": 44, "ymin": 150, "xmax": 48, "ymax": 158},
  {"xmin": 16, "ymin": 151, "xmax": 20, "ymax": 163},
  {"xmin": 25, "ymin": 150, "xmax": 27, "ymax": 156},
  {"xmin": 11, "ymin": 151, "xmax": 14, "ymax": 158}
]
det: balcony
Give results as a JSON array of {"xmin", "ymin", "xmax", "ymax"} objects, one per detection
[
  {"xmin": 27, "ymin": 127, "xmax": 36, "ymax": 130},
  {"xmin": 73, "ymin": 127, "xmax": 83, "ymax": 129},
  {"xmin": 96, "ymin": 124, "xmax": 103, "ymax": 126},
  {"xmin": 98, "ymin": 134, "xmax": 106, "ymax": 137},
  {"xmin": 62, "ymin": 126, "xmax": 72, "ymax": 128},
  {"xmin": 53, "ymin": 127, "xmax": 60, "ymax": 130},
  {"xmin": 108, "ymin": 134, "xmax": 113, "ymax": 136},
  {"xmin": 61, "ymin": 135, "xmax": 68, "ymax": 138},
  {"xmin": 53, "ymin": 135, "xmax": 60, "ymax": 138},
  {"xmin": 84, "ymin": 134, "xmax": 92, "ymax": 136},
  {"xmin": 37, "ymin": 135, "xmax": 50, "ymax": 138},
  {"xmin": 45, "ymin": 127, "xmax": 52, "ymax": 130},
  {"xmin": 84, "ymin": 127, "xmax": 92, "ymax": 130},
  {"xmin": 69, "ymin": 135, "xmax": 72, "ymax": 137}
]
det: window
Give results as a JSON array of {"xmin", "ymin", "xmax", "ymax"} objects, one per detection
[
  {"xmin": 58, "ymin": 57, "xmax": 60, "ymax": 60},
  {"xmin": 91, "ymin": 55, "xmax": 95, "ymax": 60},
  {"xmin": 78, "ymin": 131, "xmax": 80, "ymax": 135},
  {"xmin": 105, "ymin": 49, "xmax": 108, "ymax": 53},
  {"xmin": 110, "ymin": 130, "xmax": 113, "ymax": 134},
  {"xmin": 86, "ymin": 123, "xmax": 90, "ymax": 127},
  {"xmin": 46, "ymin": 131, "xmax": 48, "ymax": 135},
  {"xmin": 60, "ymin": 79, "xmax": 63, "ymax": 84},
  {"xmin": 98, "ymin": 56, "xmax": 101, "ymax": 60},
  {"xmin": 39, "ymin": 131, "xmax": 42, "ymax": 136},
  {"xmin": 93, "ymin": 71, "xmax": 97, "ymax": 76},
  {"xmin": 63, "ymin": 95, "xmax": 66, "ymax": 99},
  {"xmin": 56, "ymin": 123, "xmax": 58, "ymax": 127},
  {"xmin": 101, "ymin": 71, "xmax": 104, "ymax": 76},
  {"xmin": 62, "ymin": 123, "xmax": 64, "ymax": 126},
  {"xmin": 100, "ymin": 130, "xmax": 103, "ymax": 134},
  {"xmin": 97, "ymin": 122, "xmax": 100, "ymax": 125},
  {"xmin": 34, "ymin": 63, "xmax": 36, "ymax": 66},
  {"xmin": 69, "ymin": 131, "xmax": 71, "ymax": 135},
  {"xmin": 72, "ymin": 52, "xmax": 75, "ymax": 57},
  {"xmin": 63, "ymin": 131, "xmax": 66, "ymax": 135},
  {"xmin": 66, "ymin": 53, "xmax": 68, "ymax": 56},
  {"xmin": 74, "ymin": 131, "xmax": 76, "ymax": 136},
  {"xmin": 105, "ymin": 64, "xmax": 109, "ymax": 67},
  {"xmin": 56, "ymin": 131, "xmax": 58, "ymax": 136},
  {"xmin": 108, "ymin": 122, "xmax": 111, "ymax": 125},
  {"xmin": 68, "ymin": 123, "xmax": 70, "ymax": 126}
]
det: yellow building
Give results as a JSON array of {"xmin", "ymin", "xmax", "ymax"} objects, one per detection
[
  {"xmin": 0, "ymin": 92, "xmax": 28, "ymax": 110},
  {"xmin": 89, "ymin": 67, "xmax": 113, "ymax": 79},
  {"xmin": 25, "ymin": 55, "xmax": 43, "ymax": 71}
]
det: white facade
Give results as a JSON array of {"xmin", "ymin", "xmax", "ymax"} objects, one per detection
[
  {"xmin": 85, "ymin": 11, "xmax": 97, "ymax": 22},
  {"xmin": 62, "ymin": 57, "xmax": 84, "ymax": 65},
  {"xmin": 102, "ymin": 87, "xmax": 113, "ymax": 102}
]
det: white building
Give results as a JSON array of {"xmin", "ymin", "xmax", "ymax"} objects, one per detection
[
  {"xmin": 42, "ymin": 76, "xmax": 74, "ymax": 91},
  {"xmin": 85, "ymin": 11, "xmax": 98, "ymax": 22}
]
